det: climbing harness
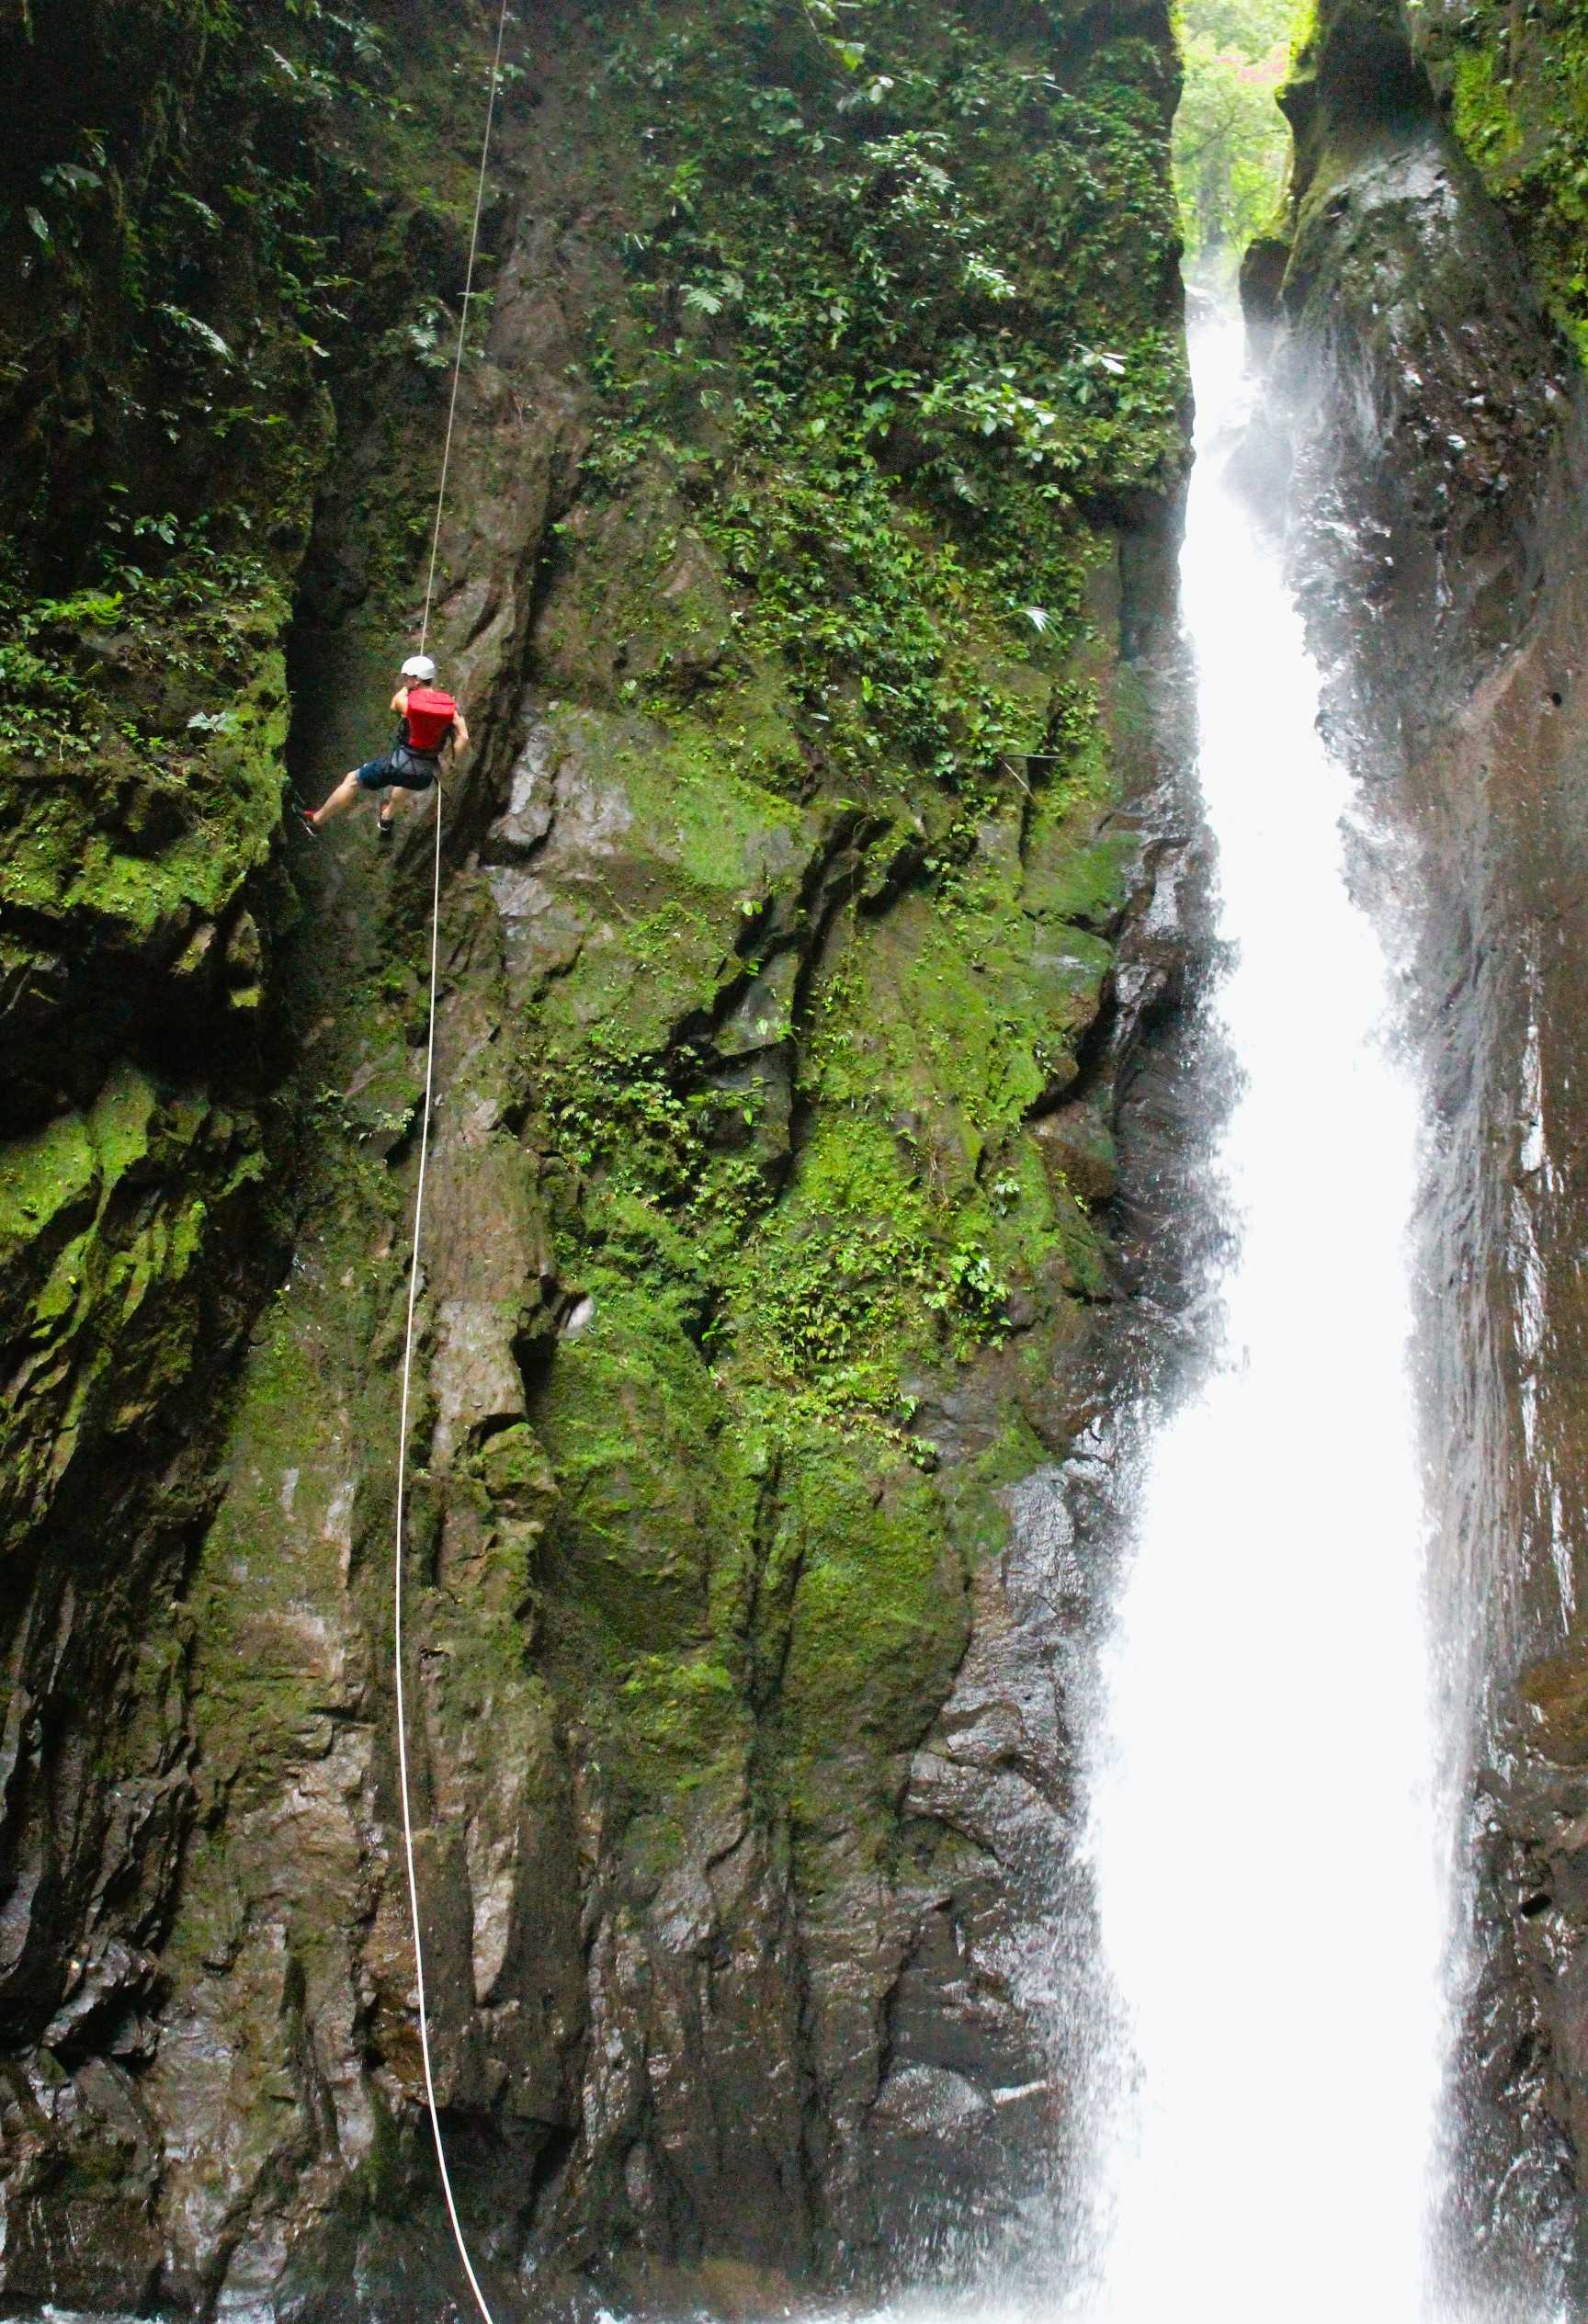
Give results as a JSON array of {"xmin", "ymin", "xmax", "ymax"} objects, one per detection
[{"xmin": 391, "ymin": 3, "xmax": 514, "ymax": 2320}]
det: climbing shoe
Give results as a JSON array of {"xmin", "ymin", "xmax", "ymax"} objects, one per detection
[
  {"xmin": 295, "ymin": 804, "xmax": 320, "ymax": 840},
  {"xmin": 377, "ymin": 811, "xmax": 394, "ymax": 841}
]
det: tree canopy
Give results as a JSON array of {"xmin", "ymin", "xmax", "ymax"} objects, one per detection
[{"xmin": 1174, "ymin": 0, "xmax": 1296, "ymax": 271}]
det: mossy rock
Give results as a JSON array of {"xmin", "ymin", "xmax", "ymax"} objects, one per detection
[{"xmin": 773, "ymin": 1441, "xmax": 972, "ymax": 1844}]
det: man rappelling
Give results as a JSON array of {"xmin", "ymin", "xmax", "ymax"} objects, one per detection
[{"xmin": 300, "ymin": 654, "xmax": 469, "ymax": 838}]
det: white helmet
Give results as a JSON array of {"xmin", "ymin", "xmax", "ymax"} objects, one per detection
[{"xmin": 400, "ymin": 653, "xmax": 437, "ymax": 684}]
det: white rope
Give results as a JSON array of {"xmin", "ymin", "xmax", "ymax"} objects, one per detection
[
  {"xmin": 392, "ymin": 4, "xmax": 515, "ymax": 2318},
  {"xmin": 391, "ymin": 780, "xmax": 500, "ymax": 2324},
  {"xmin": 419, "ymin": 0, "xmax": 514, "ymax": 655}
]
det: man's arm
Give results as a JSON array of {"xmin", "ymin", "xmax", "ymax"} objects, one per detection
[
  {"xmin": 391, "ymin": 686, "xmax": 410, "ymax": 716},
  {"xmin": 450, "ymin": 709, "xmax": 471, "ymax": 753}
]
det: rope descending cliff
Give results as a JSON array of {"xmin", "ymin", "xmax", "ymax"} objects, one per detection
[{"xmin": 391, "ymin": 4, "xmax": 512, "ymax": 2318}]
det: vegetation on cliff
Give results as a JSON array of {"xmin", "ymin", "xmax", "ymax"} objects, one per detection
[
  {"xmin": 0, "ymin": 0, "xmax": 505, "ymax": 1269},
  {"xmin": 497, "ymin": 0, "xmax": 1185, "ymax": 1897},
  {"xmin": 1407, "ymin": 0, "xmax": 1588, "ymax": 364},
  {"xmin": 540, "ymin": 0, "xmax": 1183, "ymax": 1429},
  {"xmin": 0, "ymin": 6, "xmax": 531, "ymax": 2297},
  {"xmin": 0, "ymin": 0, "xmax": 1192, "ymax": 2306}
]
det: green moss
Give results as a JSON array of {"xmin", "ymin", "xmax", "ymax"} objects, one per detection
[
  {"xmin": 0, "ymin": 1067, "xmax": 274, "ymax": 1552},
  {"xmin": 180, "ymin": 1225, "xmax": 385, "ymax": 1806},
  {"xmin": 615, "ymin": 1653, "xmax": 743, "ymax": 1792},
  {"xmin": 1449, "ymin": 45, "xmax": 1526, "ymax": 164},
  {"xmin": 1412, "ymin": 0, "xmax": 1588, "ymax": 358},
  {"xmin": 727, "ymin": 1115, "xmax": 955, "ymax": 1417},
  {"xmin": 86, "ymin": 1061, "xmax": 158, "ymax": 1182},
  {"xmin": 0, "ymin": 1111, "xmax": 98, "ymax": 1254},
  {"xmin": 773, "ymin": 1443, "xmax": 970, "ymax": 1838},
  {"xmin": 535, "ymin": 1277, "xmax": 755, "ymax": 1671},
  {"xmin": 811, "ymin": 870, "xmax": 1106, "ymax": 1148},
  {"xmin": 615, "ymin": 727, "xmax": 800, "ymax": 897},
  {"xmin": 0, "ymin": 572, "xmax": 290, "ymax": 973},
  {"xmin": 6, "ymin": 0, "xmax": 1184, "ymax": 2159},
  {"xmin": 527, "ymin": 708, "xmax": 802, "ymax": 1058}
]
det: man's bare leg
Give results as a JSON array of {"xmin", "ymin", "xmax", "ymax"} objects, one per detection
[
  {"xmin": 309, "ymin": 770, "xmax": 364, "ymax": 830},
  {"xmin": 378, "ymin": 784, "xmax": 434, "ymax": 830}
]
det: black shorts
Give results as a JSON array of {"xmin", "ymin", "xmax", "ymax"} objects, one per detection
[{"xmin": 356, "ymin": 749, "xmax": 437, "ymax": 792}]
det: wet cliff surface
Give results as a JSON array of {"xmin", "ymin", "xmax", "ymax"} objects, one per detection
[
  {"xmin": 0, "ymin": 2, "xmax": 1197, "ymax": 2313},
  {"xmin": 1247, "ymin": 0, "xmax": 1588, "ymax": 2298},
  {"xmin": 24, "ymin": 0, "xmax": 1588, "ymax": 2307}
]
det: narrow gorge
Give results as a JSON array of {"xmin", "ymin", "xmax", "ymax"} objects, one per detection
[{"xmin": 4, "ymin": 1, "xmax": 1588, "ymax": 2318}]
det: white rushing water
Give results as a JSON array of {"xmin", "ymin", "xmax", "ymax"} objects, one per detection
[{"xmin": 1082, "ymin": 314, "xmax": 1447, "ymax": 2323}]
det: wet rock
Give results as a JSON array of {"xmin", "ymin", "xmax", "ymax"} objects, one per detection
[
  {"xmin": 1522, "ymin": 1647, "xmax": 1588, "ymax": 1769},
  {"xmin": 486, "ymin": 724, "xmax": 559, "ymax": 863},
  {"xmin": 1256, "ymin": 0, "xmax": 1588, "ymax": 2292},
  {"xmin": 0, "ymin": 0, "xmax": 1200, "ymax": 2311},
  {"xmin": 1034, "ymin": 1105, "xmax": 1118, "ymax": 1208},
  {"xmin": 873, "ymin": 2059, "xmax": 992, "ymax": 2137}
]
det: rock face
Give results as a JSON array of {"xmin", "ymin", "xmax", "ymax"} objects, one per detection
[
  {"xmin": 1250, "ymin": 0, "xmax": 1588, "ymax": 2298},
  {"xmin": 0, "ymin": 1, "xmax": 1198, "ymax": 2313}
]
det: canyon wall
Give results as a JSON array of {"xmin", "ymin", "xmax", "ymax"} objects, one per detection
[{"xmin": 0, "ymin": 2, "xmax": 1194, "ymax": 2312}]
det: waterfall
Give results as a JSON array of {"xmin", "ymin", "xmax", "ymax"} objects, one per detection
[{"xmin": 1081, "ymin": 312, "xmax": 1448, "ymax": 2320}]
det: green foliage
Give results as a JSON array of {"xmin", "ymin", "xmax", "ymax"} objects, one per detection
[
  {"xmin": 551, "ymin": 1038, "xmax": 767, "ymax": 1224},
  {"xmin": 1415, "ymin": 0, "xmax": 1588, "ymax": 363},
  {"xmin": 1, "ymin": 0, "xmax": 500, "ymax": 572},
  {"xmin": 0, "ymin": 519, "xmax": 279, "ymax": 766},
  {"xmin": 1174, "ymin": 0, "xmax": 1299, "ymax": 267},
  {"xmin": 578, "ymin": 0, "xmax": 1185, "ymax": 797},
  {"xmin": 551, "ymin": 1042, "xmax": 1015, "ymax": 1433},
  {"xmin": 521, "ymin": 0, "xmax": 1169, "ymax": 1468},
  {"xmin": 0, "ymin": 1064, "xmax": 268, "ymax": 1543},
  {"xmin": 732, "ymin": 1117, "xmax": 1014, "ymax": 1411}
]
